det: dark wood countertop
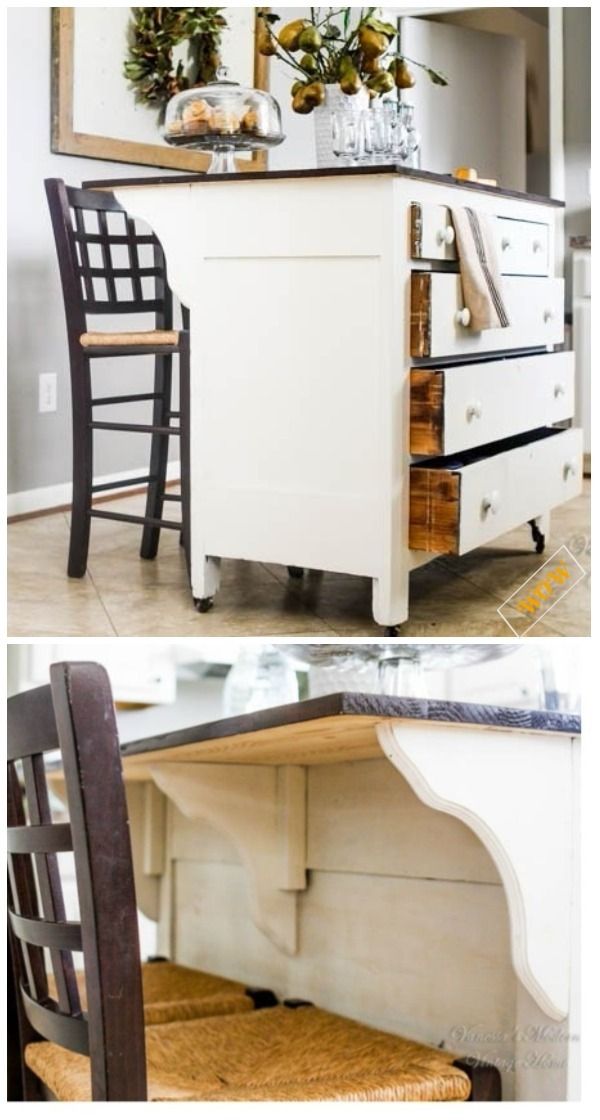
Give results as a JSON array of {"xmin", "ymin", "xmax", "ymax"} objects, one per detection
[
  {"xmin": 120, "ymin": 693, "xmax": 580, "ymax": 769},
  {"xmin": 83, "ymin": 164, "xmax": 564, "ymax": 208}
]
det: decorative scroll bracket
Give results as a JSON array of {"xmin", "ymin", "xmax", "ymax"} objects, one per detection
[
  {"xmin": 147, "ymin": 763, "xmax": 307, "ymax": 956},
  {"xmin": 376, "ymin": 721, "xmax": 579, "ymax": 1021}
]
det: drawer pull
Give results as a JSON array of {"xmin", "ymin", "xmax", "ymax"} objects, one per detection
[
  {"xmin": 563, "ymin": 458, "xmax": 578, "ymax": 480},
  {"xmin": 501, "ymin": 237, "xmax": 511, "ymax": 251},
  {"xmin": 543, "ymin": 309, "xmax": 555, "ymax": 323},
  {"xmin": 533, "ymin": 239, "xmax": 544, "ymax": 253},
  {"xmin": 436, "ymin": 225, "xmax": 455, "ymax": 246},
  {"xmin": 455, "ymin": 307, "xmax": 471, "ymax": 328},
  {"xmin": 554, "ymin": 382, "xmax": 566, "ymax": 398},
  {"xmin": 466, "ymin": 401, "xmax": 483, "ymax": 421},
  {"xmin": 482, "ymin": 490, "xmax": 500, "ymax": 516}
]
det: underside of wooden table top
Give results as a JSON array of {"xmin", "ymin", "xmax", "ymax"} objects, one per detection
[{"xmin": 119, "ymin": 693, "xmax": 580, "ymax": 770}]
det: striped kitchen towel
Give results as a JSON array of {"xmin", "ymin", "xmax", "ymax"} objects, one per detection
[{"xmin": 451, "ymin": 207, "xmax": 510, "ymax": 330}]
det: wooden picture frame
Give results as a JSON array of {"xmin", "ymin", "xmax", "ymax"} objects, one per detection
[{"xmin": 51, "ymin": 8, "xmax": 270, "ymax": 173}]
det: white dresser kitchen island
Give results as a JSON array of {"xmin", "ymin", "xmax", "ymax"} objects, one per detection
[{"xmin": 86, "ymin": 166, "xmax": 582, "ymax": 630}]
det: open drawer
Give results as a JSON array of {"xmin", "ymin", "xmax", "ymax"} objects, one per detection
[
  {"xmin": 410, "ymin": 351, "xmax": 575, "ymax": 456},
  {"xmin": 409, "ymin": 427, "xmax": 582, "ymax": 555},
  {"xmin": 410, "ymin": 203, "xmax": 550, "ymax": 276},
  {"xmin": 410, "ymin": 273, "xmax": 564, "ymax": 359}
]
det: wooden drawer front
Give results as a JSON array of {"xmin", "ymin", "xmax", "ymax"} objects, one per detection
[
  {"xmin": 409, "ymin": 427, "xmax": 582, "ymax": 555},
  {"xmin": 411, "ymin": 273, "xmax": 564, "ymax": 360},
  {"xmin": 410, "ymin": 352, "xmax": 575, "ymax": 456},
  {"xmin": 410, "ymin": 203, "xmax": 550, "ymax": 276}
]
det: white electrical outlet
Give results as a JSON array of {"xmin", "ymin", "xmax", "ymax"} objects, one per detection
[{"xmin": 38, "ymin": 372, "xmax": 57, "ymax": 413}]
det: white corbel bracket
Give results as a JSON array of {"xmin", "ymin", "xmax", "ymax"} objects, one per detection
[
  {"xmin": 376, "ymin": 721, "xmax": 579, "ymax": 1022},
  {"xmin": 147, "ymin": 763, "xmax": 307, "ymax": 956}
]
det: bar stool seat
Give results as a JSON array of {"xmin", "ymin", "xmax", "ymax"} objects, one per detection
[
  {"xmin": 48, "ymin": 961, "xmax": 259, "ymax": 1026},
  {"xmin": 80, "ymin": 330, "xmax": 180, "ymax": 349},
  {"xmin": 25, "ymin": 1005, "xmax": 472, "ymax": 1102}
]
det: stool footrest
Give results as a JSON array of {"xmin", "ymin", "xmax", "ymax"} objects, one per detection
[
  {"xmin": 92, "ymin": 475, "xmax": 155, "ymax": 494},
  {"xmin": 91, "ymin": 422, "xmax": 180, "ymax": 436},
  {"xmin": 90, "ymin": 509, "xmax": 181, "ymax": 531}
]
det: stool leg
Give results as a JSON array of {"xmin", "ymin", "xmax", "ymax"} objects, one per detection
[
  {"xmin": 179, "ymin": 338, "xmax": 191, "ymax": 579},
  {"xmin": 140, "ymin": 353, "xmax": 172, "ymax": 560},
  {"xmin": 68, "ymin": 353, "xmax": 93, "ymax": 578}
]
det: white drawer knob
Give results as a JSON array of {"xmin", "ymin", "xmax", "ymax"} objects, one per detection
[
  {"xmin": 533, "ymin": 239, "xmax": 543, "ymax": 253},
  {"xmin": 543, "ymin": 309, "xmax": 555, "ymax": 323},
  {"xmin": 501, "ymin": 237, "xmax": 511, "ymax": 251},
  {"xmin": 482, "ymin": 490, "xmax": 500, "ymax": 516},
  {"xmin": 466, "ymin": 401, "xmax": 483, "ymax": 421},
  {"xmin": 436, "ymin": 225, "xmax": 455, "ymax": 246},
  {"xmin": 554, "ymin": 382, "xmax": 566, "ymax": 398},
  {"xmin": 563, "ymin": 458, "xmax": 578, "ymax": 480},
  {"xmin": 456, "ymin": 307, "xmax": 471, "ymax": 327}
]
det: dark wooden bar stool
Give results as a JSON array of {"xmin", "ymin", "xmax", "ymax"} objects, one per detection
[
  {"xmin": 7, "ymin": 663, "xmax": 500, "ymax": 1102},
  {"xmin": 45, "ymin": 179, "xmax": 190, "ymax": 578}
]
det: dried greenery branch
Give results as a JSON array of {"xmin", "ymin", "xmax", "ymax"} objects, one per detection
[{"xmin": 123, "ymin": 7, "xmax": 228, "ymax": 113}]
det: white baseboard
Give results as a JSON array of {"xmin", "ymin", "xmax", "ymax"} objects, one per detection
[{"xmin": 7, "ymin": 461, "xmax": 181, "ymax": 518}]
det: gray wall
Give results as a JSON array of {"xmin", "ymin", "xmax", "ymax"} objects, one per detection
[{"xmin": 563, "ymin": 7, "xmax": 591, "ymax": 242}]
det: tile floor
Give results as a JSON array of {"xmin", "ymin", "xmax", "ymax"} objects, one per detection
[{"xmin": 8, "ymin": 483, "xmax": 590, "ymax": 638}]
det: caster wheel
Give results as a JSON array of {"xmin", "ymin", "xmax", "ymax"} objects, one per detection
[
  {"xmin": 383, "ymin": 626, "xmax": 399, "ymax": 637},
  {"xmin": 528, "ymin": 519, "xmax": 546, "ymax": 555},
  {"xmin": 287, "ymin": 566, "xmax": 304, "ymax": 579},
  {"xmin": 194, "ymin": 596, "xmax": 214, "ymax": 613}
]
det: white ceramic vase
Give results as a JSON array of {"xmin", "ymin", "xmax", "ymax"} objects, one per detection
[{"xmin": 313, "ymin": 84, "xmax": 369, "ymax": 168}]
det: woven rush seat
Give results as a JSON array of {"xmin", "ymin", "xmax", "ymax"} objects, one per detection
[
  {"xmin": 47, "ymin": 961, "xmax": 255, "ymax": 1026},
  {"xmin": 79, "ymin": 330, "xmax": 180, "ymax": 347},
  {"xmin": 25, "ymin": 1005, "xmax": 472, "ymax": 1102}
]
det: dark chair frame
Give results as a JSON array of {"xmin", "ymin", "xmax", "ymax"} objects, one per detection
[
  {"xmin": 44, "ymin": 179, "xmax": 190, "ymax": 578},
  {"xmin": 7, "ymin": 664, "xmax": 501, "ymax": 1103},
  {"xmin": 8, "ymin": 663, "xmax": 147, "ymax": 1099}
]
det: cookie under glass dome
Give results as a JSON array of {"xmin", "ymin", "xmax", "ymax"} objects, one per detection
[{"xmin": 163, "ymin": 67, "xmax": 284, "ymax": 174}]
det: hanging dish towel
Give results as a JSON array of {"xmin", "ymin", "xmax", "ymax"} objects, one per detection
[{"xmin": 451, "ymin": 207, "xmax": 510, "ymax": 330}]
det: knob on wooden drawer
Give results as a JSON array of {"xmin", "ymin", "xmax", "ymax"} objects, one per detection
[
  {"xmin": 533, "ymin": 239, "xmax": 544, "ymax": 253},
  {"xmin": 455, "ymin": 307, "xmax": 471, "ymax": 327},
  {"xmin": 554, "ymin": 382, "xmax": 566, "ymax": 398},
  {"xmin": 501, "ymin": 236, "xmax": 511, "ymax": 250},
  {"xmin": 466, "ymin": 401, "xmax": 483, "ymax": 420},
  {"xmin": 543, "ymin": 309, "xmax": 555, "ymax": 322},
  {"xmin": 481, "ymin": 490, "xmax": 500, "ymax": 515},
  {"xmin": 436, "ymin": 225, "xmax": 455, "ymax": 245}
]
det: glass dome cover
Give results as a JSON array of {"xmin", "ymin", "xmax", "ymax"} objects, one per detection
[{"xmin": 164, "ymin": 67, "xmax": 284, "ymax": 173}]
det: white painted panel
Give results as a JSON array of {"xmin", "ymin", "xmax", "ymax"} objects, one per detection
[
  {"xmin": 436, "ymin": 352, "xmax": 575, "ymax": 456},
  {"xmin": 457, "ymin": 427, "xmax": 583, "ymax": 554},
  {"xmin": 173, "ymin": 862, "xmax": 517, "ymax": 1096},
  {"xmin": 397, "ymin": 16, "xmax": 526, "ymax": 190},
  {"xmin": 426, "ymin": 274, "xmax": 564, "ymax": 358},
  {"xmin": 307, "ymin": 759, "xmax": 500, "ymax": 883}
]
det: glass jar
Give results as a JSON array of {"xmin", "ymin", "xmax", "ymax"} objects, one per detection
[
  {"xmin": 164, "ymin": 67, "xmax": 284, "ymax": 174},
  {"xmin": 401, "ymin": 103, "xmax": 421, "ymax": 169},
  {"xmin": 222, "ymin": 645, "xmax": 298, "ymax": 716}
]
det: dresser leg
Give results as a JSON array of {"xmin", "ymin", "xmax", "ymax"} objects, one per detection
[
  {"xmin": 371, "ymin": 564, "xmax": 410, "ymax": 629},
  {"xmin": 191, "ymin": 555, "xmax": 222, "ymax": 605}
]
